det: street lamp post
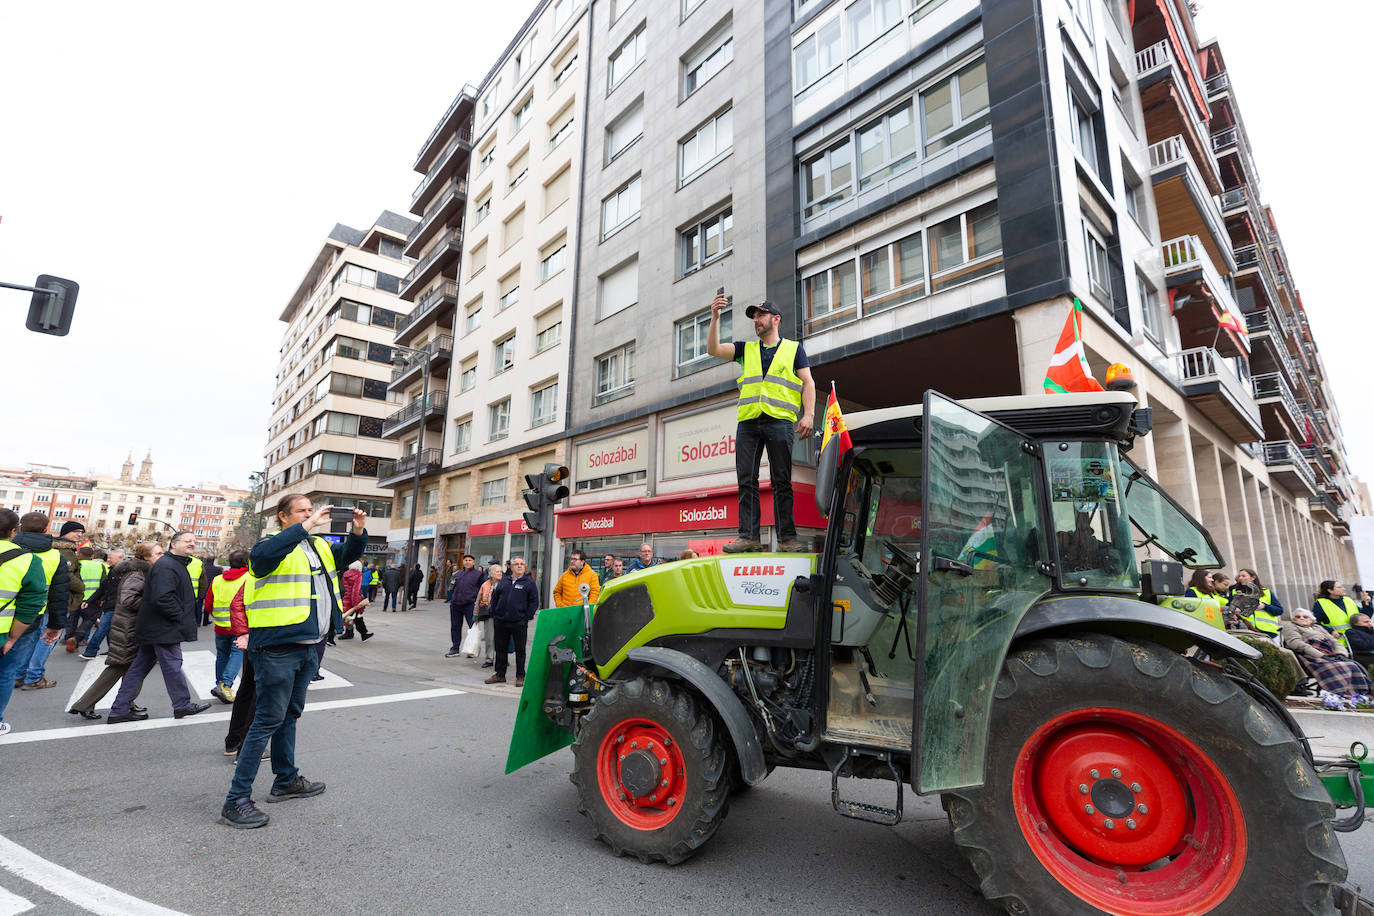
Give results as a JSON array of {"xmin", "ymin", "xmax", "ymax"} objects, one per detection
[{"xmin": 391, "ymin": 342, "xmax": 434, "ymax": 575}]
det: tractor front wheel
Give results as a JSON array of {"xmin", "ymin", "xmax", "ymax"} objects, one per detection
[
  {"xmin": 943, "ymin": 634, "xmax": 1347, "ymax": 915},
  {"xmin": 571, "ymin": 677, "xmax": 729, "ymax": 864}
]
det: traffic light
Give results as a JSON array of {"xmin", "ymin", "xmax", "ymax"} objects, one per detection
[
  {"xmin": 127, "ymin": 512, "xmax": 139, "ymax": 526},
  {"xmin": 521, "ymin": 463, "xmax": 570, "ymax": 533},
  {"xmin": 25, "ymin": 275, "xmax": 79, "ymax": 336}
]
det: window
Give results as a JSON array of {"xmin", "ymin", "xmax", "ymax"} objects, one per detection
[
  {"xmin": 535, "ymin": 307, "xmax": 563, "ymax": 352},
  {"xmin": 856, "ymin": 98, "xmax": 917, "ymax": 190},
  {"xmin": 553, "ymin": 0, "xmax": 571, "ymax": 29},
  {"xmin": 794, "ymin": 16, "xmax": 841, "ymax": 91},
  {"xmin": 801, "ymin": 136, "xmax": 853, "ymax": 218},
  {"xmin": 606, "ymin": 100, "xmax": 644, "ymax": 162},
  {"xmin": 544, "ymin": 167, "xmax": 571, "ymax": 215},
  {"xmin": 335, "ymin": 299, "xmax": 371, "ymax": 324},
  {"xmin": 322, "ymin": 412, "xmax": 360, "ymax": 436},
  {"xmin": 489, "ymin": 399, "xmax": 511, "ymax": 441},
  {"xmin": 473, "ymin": 195, "xmax": 491, "ymax": 225},
  {"xmin": 684, "ymin": 33, "xmax": 732, "ymax": 98},
  {"xmin": 681, "ymin": 207, "xmax": 733, "ymax": 274},
  {"xmin": 595, "ymin": 343, "xmax": 635, "ymax": 401},
  {"xmin": 602, "ymin": 175, "xmax": 641, "ymax": 238},
  {"xmin": 453, "ymin": 416, "xmax": 473, "ymax": 453},
  {"xmin": 549, "ymin": 106, "xmax": 575, "ymax": 150},
  {"xmin": 447, "ymin": 474, "xmax": 471, "ymax": 511},
  {"xmin": 494, "ymin": 335, "xmax": 517, "ymax": 374},
  {"xmin": 334, "ymin": 263, "xmax": 377, "ymax": 290},
  {"xmin": 847, "ymin": 0, "xmax": 901, "ymax": 53},
  {"xmin": 680, "ymin": 108, "xmax": 732, "ymax": 183},
  {"xmin": 928, "ymin": 201, "xmax": 1003, "ymax": 291},
  {"xmin": 482, "ymin": 78, "xmax": 502, "ymax": 121},
  {"xmin": 609, "ymin": 25, "xmax": 646, "ymax": 90},
  {"xmin": 421, "ymin": 486, "xmax": 439, "ymax": 515},
  {"xmin": 1124, "ymin": 169, "xmax": 1146, "ymax": 226},
  {"xmin": 478, "ymin": 146, "xmax": 495, "ymax": 173},
  {"xmin": 920, "ymin": 58, "xmax": 990, "ymax": 154},
  {"xmin": 504, "ymin": 207, "xmax": 525, "ymax": 249},
  {"xmin": 553, "ymin": 49, "xmax": 578, "ymax": 89},
  {"xmin": 311, "ymin": 451, "xmax": 354, "ymax": 476},
  {"xmin": 598, "ymin": 258, "xmax": 638, "ymax": 319},
  {"xmin": 803, "ymin": 261, "xmax": 858, "ymax": 331},
  {"xmin": 1068, "ymin": 91, "xmax": 1100, "ymax": 175},
  {"xmin": 1139, "ymin": 276, "xmax": 1164, "ymax": 343},
  {"xmin": 508, "ymin": 150, "xmax": 529, "ymax": 192},
  {"xmin": 329, "ymin": 373, "xmax": 364, "ymax": 397},
  {"xmin": 499, "ymin": 270, "xmax": 521, "ymax": 311},
  {"xmin": 512, "ymin": 95, "xmax": 532, "ymax": 133},
  {"xmin": 531, "ymin": 382, "xmax": 559, "ymax": 427},
  {"xmin": 459, "ymin": 357, "xmax": 478, "ymax": 392},
  {"xmin": 481, "ymin": 475, "xmax": 507, "ymax": 505},
  {"xmin": 859, "ymin": 229, "xmax": 926, "ymax": 315},
  {"xmin": 465, "ymin": 301, "xmax": 483, "ymax": 335},
  {"xmin": 514, "ymin": 32, "xmax": 536, "ymax": 81},
  {"xmin": 334, "ymin": 335, "xmax": 367, "ymax": 360},
  {"xmin": 470, "ymin": 239, "xmax": 487, "ymax": 275},
  {"xmin": 683, "ymin": 0, "xmax": 706, "ymax": 18},
  {"xmin": 540, "ymin": 241, "xmax": 567, "ymax": 281},
  {"xmin": 1084, "ymin": 223, "xmax": 1111, "ymax": 305},
  {"xmin": 676, "ymin": 308, "xmax": 731, "ymax": 372}
]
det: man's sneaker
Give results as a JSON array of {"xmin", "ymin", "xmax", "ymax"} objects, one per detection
[
  {"xmin": 267, "ymin": 776, "xmax": 326, "ymax": 802},
  {"xmin": 20, "ymin": 678, "xmax": 57, "ymax": 691},
  {"xmin": 173, "ymin": 702, "xmax": 211, "ymax": 719},
  {"xmin": 211, "ymin": 684, "xmax": 233, "ymax": 704},
  {"xmin": 0, "ymin": 722, "xmax": 11, "ymax": 738},
  {"xmin": 777, "ymin": 539, "xmax": 807, "ymax": 552},
  {"xmin": 445, "ymin": 649, "xmax": 460, "ymax": 658},
  {"xmin": 360, "ymin": 632, "xmax": 373, "ymax": 642},
  {"xmin": 721, "ymin": 538, "xmax": 764, "ymax": 553},
  {"xmin": 224, "ymin": 745, "xmax": 240, "ymax": 757},
  {"xmin": 219, "ymin": 798, "xmax": 269, "ymax": 829},
  {"xmin": 77, "ymin": 653, "xmax": 95, "ymax": 661},
  {"xmin": 484, "ymin": 674, "xmax": 506, "ymax": 684}
]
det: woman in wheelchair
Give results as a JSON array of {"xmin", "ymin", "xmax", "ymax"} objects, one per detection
[{"xmin": 1281, "ymin": 610, "xmax": 1372, "ymax": 698}]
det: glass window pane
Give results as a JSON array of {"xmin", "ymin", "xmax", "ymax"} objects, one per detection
[
  {"xmin": 888, "ymin": 103, "xmax": 916, "ymax": 165},
  {"xmin": 818, "ymin": 19, "xmax": 841, "ymax": 70},
  {"xmin": 805, "ymin": 273, "xmax": 830, "ymax": 315},
  {"xmin": 861, "ymin": 247, "xmax": 892, "ymax": 298},
  {"xmin": 721, "ymin": 210, "xmax": 734, "ymax": 250},
  {"xmin": 834, "ymin": 261, "xmax": 858, "ymax": 310},
  {"xmin": 930, "ymin": 216, "xmax": 964, "ymax": 273},
  {"xmin": 922, "ymin": 81, "xmax": 954, "ymax": 139},
  {"xmin": 830, "ymin": 139, "xmax": 852, "ymax": 190},
  {"xmin": 857, "ymin": 121, "xmax": 885, "ymax": 181},
  {"xmin": 704, "ymin": 218, "xmax": 720, "ymax": 259},
  {"xmin": 796, "ymin": 38, "xmax": 817, "ymax": 87},
  {"xmin": 957, "ymin": 60, "xmax": 989, "ymax": 117},
  {"xmin": 849, "ymin": 0, "xmax": 874, "ymax": 49},
  {"xmin": 896, "ymin": 232, "xmax": 924, "ymax": 286},
  {"xmin": 970, "ymin": 203, "xmax": 1001, "ymax": 258}
]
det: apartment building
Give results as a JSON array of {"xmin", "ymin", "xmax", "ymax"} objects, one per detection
[
  {"xmin": 260, "ymin": 213, "xmax": 417, "ymax": 554},
  {"xmin": 550, "ymin": 0, "xmax": 1355, "ymax": 604},
  {"xmin": 177, "ymin": 485, "xmax": 251, "ymax": 553},
  {"xmin": 384, "ymin": 0, "xmax": 592, "ymax": 575}
]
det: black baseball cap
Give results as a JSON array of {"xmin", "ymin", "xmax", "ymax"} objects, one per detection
[{"xmin": 745, "ymin": 300, "xmax": 781, "ymax": 318}]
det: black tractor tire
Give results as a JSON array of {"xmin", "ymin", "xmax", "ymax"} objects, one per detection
[
  {"xmin": 570, "ymin": 677, "xmax": 729, "ymax": 864},
  {"xmin": 942, "ymin": 634, "xmax": 1347, "ymax": 915}
]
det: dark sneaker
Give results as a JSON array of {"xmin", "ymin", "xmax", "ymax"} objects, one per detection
[
  {"xmin": 360, "ymin": 632, "xmax": 373, "ymax": 641},
  {"xmin": 220, "ymin": 798, "xmax": 269, "ymax": 829},
  {"xmin": 224, "ymin": 745, "xmax": 240, "ymax": 757},
  {"xmin": 20, "ymin": 678, "xmax": 57, "ymax": 690},
  {"xmin": 445, "ymin": 649, "xmax": 460, "ymax": 658},
  {"xmin": 174, "ymin": 702, "xmax": 212, "ymax": 719},
  {"xmin": 484, "ymin": 674, "xmax": 506, "ymax": 684},
  {"xmin": 267, "ymin": 776, "xmax": 326, "ymax": 803},
  {"xmin": 721, "ymin": 538, "xmax": 763, "ymax": 553},
  {"xmin": 481, "ymin": 659, "xmax": 493, "ymax": 668}
]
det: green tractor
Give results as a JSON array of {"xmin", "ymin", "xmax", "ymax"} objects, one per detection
[{"xmin": 508, "ymin": 390, "xmax": 1362, "ymax": 914}]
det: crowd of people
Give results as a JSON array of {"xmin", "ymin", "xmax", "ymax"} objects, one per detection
[{"xmin": 1183, "ymin": 568, "xmax": 1373, "ymax": 698}]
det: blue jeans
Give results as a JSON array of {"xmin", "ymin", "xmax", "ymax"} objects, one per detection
[
  {"xmin": 735, "ymin": 416, "xmax": 796, "ymax": 542},
  {"xmin": 0, "ymin": 625, "xmax": 43, "ymax": 724},
  {"xmin": 15, "ymin": 612, "xmax": 57, "ymax": 683},
  {"xmin": 82, "ymin": 610, "xmax": 115, "ymax": 657},
  {"xmin": 227, "ymin": 644, "xmax": 318, "ymax": 803},
  {"xmin": 214, "ymin": 633, "xmax": 243, "ymax": 687},
  {"xmin": 111, "ymin": 644, "xmax": 192, "ymax": 715},
  {"xmin": 383, "ymin": 589, "xmax": 398, "ymax": 611}
]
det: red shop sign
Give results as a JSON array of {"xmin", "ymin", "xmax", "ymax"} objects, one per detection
[
  {"xmin": 555, "ymin": 482, "xmax": 824, "ymax": 538},
  {"xmin": 467, "ymin": 521, "xmax": 508, "ymax": 537}
]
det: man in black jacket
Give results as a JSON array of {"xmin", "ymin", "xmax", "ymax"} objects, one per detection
[
  {"xmin": 483, "ymin": 556, "xmax": 538, "ymax": 686},
  {"xmin": 107, "ymin": 531, "xmax": 211, "ymax": 723},
  {"xmin": 1348, "ymin": 614, "xmax": 1374, "ymax": 673},
  {"xmin": 406, "ymin": 564, "xmax": 423, "ymax": 610},
  {"xmin": 78, "ymin": 548, "xmax": 125, "ymax": 659},
  {"xmin": 381, "ymin": 563, "xmax": 403, "ymax": 611}
]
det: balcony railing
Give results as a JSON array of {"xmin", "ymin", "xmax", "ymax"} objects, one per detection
[
  {"xmin": 413, "ymin": 84, "xmax": 477, "ymax": 169},
  {"xmin": 382, "ymin": 390, "xmax": 448, "ymax": 437},
  {"xmin": 401, "ymin": 229, "xmax": 462, "ymax": 293},
  {"xmin": 1174, "ymin": 347, "xmax": 1261, "ymax": 433},
  {"xmin": 390, "ymin": 335, "xmax": 453, "ymax": 382},
  {"xmin": 1263, "ymin": 440, "xmax": 1319, "ymax": 493},
  {"xmin": 1161, "ymin": 235, "xmax": 1241, "ymax": 319},
  {"xmin": 407, "ymin": 179, "xmax": 468, "ymax": 250},
  {"xmin": 1134, "ymin": 40, "xmax": 1173, "ymax": 79},
  {"xmin": 1301, "ymin": 445, "xmax": 1336, "ymax": 481},
  {"xmin": 393, "ymin": 281, "xmax": 457, "ymax": 338},
  {"xmin": 1204, "ymin": 71, "xmax": 1230, "ymax": 96},
  {"xmin": 1308, "ymin": 493, "xmax": 1343, "ymax": 523},
  {"xmin": 412, "ymin": 130, "xmax": 473, "ymax": 206},
  {"xmin": 1252, "ymin": 372, "xmax": 1303, "ymax": 427},
  {"xmin": 378, "ymin": 448, "xmax": 442, "ymax": 486},
  {"xmin": 1233, "ymin": 243, "xmax": 1282, "ymax": 311},
  {"xmin": 1147, "ymin": 134, "xmax": 1224, "ymax": 229}
]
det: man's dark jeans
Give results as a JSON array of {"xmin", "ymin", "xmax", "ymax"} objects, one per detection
[
  {"xmin": 450, "ymin": 601, "xmax": 474, "ymax": 653},
  {"xmin": 383, "ymin": 589, "xmax": 398, "ymax": 611},
  {"xmin": 493, "ymin": 619, "xmax": 527, "ymax": 678},
  {"xmin": 227, "ymin": 643, "xmax": 317, "ymax": 803},
  {"xmin": 736, "ymin": 416, "xmax": 796, "ymax": 542}
]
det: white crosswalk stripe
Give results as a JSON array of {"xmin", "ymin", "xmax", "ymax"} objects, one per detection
[{"xmin": 0, "ymin": 886, "xmax": 33, "ymax": 916}]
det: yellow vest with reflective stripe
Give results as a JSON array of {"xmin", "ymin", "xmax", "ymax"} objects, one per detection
[
  {"xmin": 1244, "ymin": 588, "xmax": 1281, "ymax": 635},
  {"xmin": 187, "ymin": 557, "xmax": 204, "ymax": 600},
  {"xmin": 209, "ymin": 573, "xmax": 243, "ymax": 628},
  {"xmin": 737, "ymin": 339, "xmax": 804, "ymax": 422},
  {"xmin": 33, "ymin": 548, "xmax": 60, "ymax": 586},
  {"xmin": 1316, "ymin": 596, "xmax": 1358, "ymax": 637},
  {"xmin": 246, "ymin": 536, "xmax": 339, "ymax": 629},
  {"xmin": 78, "ymin": 559, "xmax": 104, "ymax": 600},
  {"xmin": 0, "ymin": 539, "xmax": 31, "ymax": 634}
]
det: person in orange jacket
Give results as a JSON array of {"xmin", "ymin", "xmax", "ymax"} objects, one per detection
[{"xmin": 552, "ymin": 550, "xmax": 600, "ymax": 608}]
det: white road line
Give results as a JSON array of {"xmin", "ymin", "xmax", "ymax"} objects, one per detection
[
  {"xmin": 1, "ymin": 688, "xmax": 462, "ymax": 745},
  {"xmin": 0, "ymin": 833, "xmax": 184, "ymax": 916},
  {"xmin": 63, "ymin": 652, "xmax": 352, "ymax": 712},
  {"xmin": 0, "ymin": 886, "xmax": 33, "ymax": 916}
]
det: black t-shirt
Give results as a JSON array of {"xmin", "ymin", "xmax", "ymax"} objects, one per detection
[{"xmin": 733, "ymin": 340, "xmax": 809, "ymax": 376}]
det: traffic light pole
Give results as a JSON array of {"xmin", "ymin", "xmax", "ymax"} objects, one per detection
[{"xmin": 522, "ymin": 463, "xmax": 570, "ymax": 604}]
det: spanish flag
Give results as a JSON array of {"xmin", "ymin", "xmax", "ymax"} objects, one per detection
[
  {"xmin": 1043, "ymin": 298, "xmax": 1104, "ymax": 394},
  {"xmin": 1218, "ymin": 309, "xmax": 1248, "ymax": 342},
  {"xmin": 822, "ymin": 383, "xmax": 853, "ymax": 465}
]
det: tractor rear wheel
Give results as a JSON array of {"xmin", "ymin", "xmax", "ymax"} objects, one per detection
[
  {"xmin": 571, "ymin": 677, "xmax": 729, "ymax": 864},
  {"xmin": 943, "ymin": 634, "xmax": 1346, "ymax": 915}
]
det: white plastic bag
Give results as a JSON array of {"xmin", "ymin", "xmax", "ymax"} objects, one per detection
[{"xmin": 460, "ymin": 622, "xmax": 485, "ymax": 658}]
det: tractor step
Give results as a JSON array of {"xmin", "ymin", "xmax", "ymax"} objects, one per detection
[{"xmin": 829, "ymin": 746, "xmax": 903, "ymax": 826}]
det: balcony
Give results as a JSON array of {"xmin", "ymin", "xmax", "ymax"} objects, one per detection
[
  {"xmin": 1232, "ymin": 243, "xmax": 1282, "ymax": 313},
  {"xmin": 390, "ymin": 335, "xmax": 453, "ymax": 388},
  {"xmin": 1244, "ymin": 308, "xmax": 1304, "ymax": 392},
  {"xmin": 1134, "ymin": 39, "xmax": 1212, "ymax": 177},
  {"xmin": 411, "ymin": 130, "xmax": 473, "ymax": 215},
  {"xmin": 413, "ymin": 85, "xmax": 476, "ymax": 171},
  {"xmin": 399, "ymin": 229, "xmax": 462, "ymax": 300},
  {"xmin": 382, "ymin": 390, "xmax": 448, "ymax": 438},
  {"xmin": 404, "ymin": 177, "xmax": 468, "ymax": 258},
  {"xmin": 1252, "ymin": 372, "xmax": 1304, "ymax": 439},
  {"xmin": 1204, "ymin": 71, "xmax": 1229, "ymax": 98},
  {"xmin": 377, "ymin": 448, "xmax": 443, "ymax": 488},
  {"xmin": 1308, "ymin": 493, "xmax": 1343, "ymax": 525},
  {"xmin": 1173, "ymin": 346, "xmax": 1263, "ymax": 442},
  {"xmin": 393, "ymin": 280, "xmax": 457, "ymax": 345},
  {"xmin": 1161, "ymin": 236, "xmax": 1247, "ymax": 358},
  {"xmin": 1301, "ymin": 445, "xmax": 1335, "ymax": 485},
  {"xmin": 1263, "ymin": 440, "xmax": 1318, "ymax": 496},
  {"xmin": 1147, "ymin": 134, "xmax": 1227, "ymax": 267}
]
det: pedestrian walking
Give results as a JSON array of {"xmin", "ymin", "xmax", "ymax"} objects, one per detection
[
  {"xmin": 219, "ymin": 495, "xmax": 366, "ymax": 829},
  {"xmin": 189, "ymin": 552, "xmax": 209, "ymax": 626},
  {"xmin": 10, "ymin": 513, "xmax": 80, "ymax": 692},
  {"xmin": 64, "ymin": 546, "xmax": 107, "ymax": 651},
  {"xmin": 76, "ymin": 548, "xmax": 124, "ymax": 659},
  {"xmin": 705, "ymin": 293, "xmax": 815, "ymax": 553},
  {"xmin": 474, "ymin": 562, "xmax": 501, "ymax": 668},
  {"xmin": 339, "ymin": 561, "xmax": 372, "ymax": 641},
  {"xmin": 426, "ymin": 565, "xmax": 438, "ymax": 601},
  {"xmin": 360, "ymin": 564, "xmax": 374, "ymax": 607},
  {"xmin": 0, "ymin": 508, "xmax": 53, "ymax": 738},
  {"xmin": 67, "ymin": 542, "xmax": 161, "ymax": 720},
  {"xmin": 406, "ymin": 564, "xmax": 423, "ymax": 610},
  {"xmin": 446, "ymin": 555, "xmax": 484, "ymax": 658},
  {"xmin": 382, "ymin": 562, "xmax": 402, "ymax": 611},
  {"xmin": 484, "ymin": 556, "xmax": 537, "ymax": 687},
  {"xmin": 107, "ymin": 531, "xmax": 210, "ymax": 723},
  {"xmin": 552, "ymin": 550, "xmax": 600, "ymax": 608},
  {"xmin": 206, "ymin": 550, "xmax": 250, "ymax": 704}
]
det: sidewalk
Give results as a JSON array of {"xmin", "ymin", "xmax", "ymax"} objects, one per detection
[{"xmin": 320, "ymin": 597, "xmax": 533, "ymax": 699}]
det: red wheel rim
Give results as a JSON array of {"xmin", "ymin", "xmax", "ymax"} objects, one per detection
[
  {"xmin": 1012, "ymin": 708, "xmax": 1247, "ymax": 914},
  {"xmin": 597, "ymin": 717, "xmax": 687, "ymax": 830}
]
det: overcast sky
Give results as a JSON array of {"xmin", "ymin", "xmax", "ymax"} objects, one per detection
[{"xmin": 1, "ymin": 1, "xmax": 1368, "ymax": 496}]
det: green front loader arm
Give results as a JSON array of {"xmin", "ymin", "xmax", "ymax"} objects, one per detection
[{"xmin": 505, "ymin": 604, "xmax": 588, "ymax": 774}]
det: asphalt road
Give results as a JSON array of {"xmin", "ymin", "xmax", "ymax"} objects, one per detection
[{"xmin": 0, "ymin": 600, "xmax": 1370, "ymax": 915}]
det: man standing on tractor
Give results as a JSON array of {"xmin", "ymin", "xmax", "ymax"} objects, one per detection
[{"xmin": 706, "ymin": 292, "xmax": 815, "ymax": 553}]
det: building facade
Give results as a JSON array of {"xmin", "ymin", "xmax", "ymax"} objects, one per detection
[{"xmin": 259, "ymin": 213, "xmax": 418, "ymax": 555}]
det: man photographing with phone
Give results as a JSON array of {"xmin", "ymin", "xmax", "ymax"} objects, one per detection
[{"xmin": 706, "ymin": 291, "xmax": 815, "ymax": 553}]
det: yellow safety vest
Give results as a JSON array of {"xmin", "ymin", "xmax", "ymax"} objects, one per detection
[
  {"xmin": 78, "ymin": 559, "xmax": 104, "ymax": 600},
  {"xmin": 246, "ymin": 536, "xmax": 339, "ymax": 629},
  {"xmin": 1316, "ymin": 596, "xmax": 1358, "ymax": 638},
  {"xmin": 0, "ymin": 539, "xmax": 33, "ymax": 635},
  {"xmin": 1244, "ymin": 588, "xmax": 1281, "ymax": 635},
  {"xmin": 187, "ymin": 557, "xmax": 204, "ymax": 600},
  {"xmin": 209, "ymin": 573, "xmax": 244, "ymax": 629},
  {"xmin": 737, "ymin": 339, "xmax": 804, "ymax": 422}
]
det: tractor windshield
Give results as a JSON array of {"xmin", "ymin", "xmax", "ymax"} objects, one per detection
[{"xmin": 1044, "ymin": 441, "xmax": 1139, "ymax": 592}]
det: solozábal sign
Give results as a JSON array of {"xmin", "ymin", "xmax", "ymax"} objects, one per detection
[
  {"xmin": 576, "ymin": 427, "xmax": 648, "ymax": 480},
  {"xmin": 663, "ymin": 404, "xmax": 767, "ymax": 478},
  {"xmin": 718, "ymin": 556, "xmax": 814, "ymax": 608}
]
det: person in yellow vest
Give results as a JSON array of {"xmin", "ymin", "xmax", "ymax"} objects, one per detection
[
  {"xmin": 0, "ymin": 508, "xmax": 51, "ymax": 738},
  {"xmin": 1184, "ymin": 570, "xmax": 1223, "ymax": 620},
  {"xmin": 187, "ymin": 554, "xmax": 208, "ymax": 625},
  {"xmin": 206, "ymin": 550, "xmax": 251, "ymax": 704},
  {"xmin": 64, "ymin": 546, "xmax": 108, "ymax": 652},
  {"xmin": 1313, "ymin": 580, "xmax": 1359, "ymax": 643},
  {"xmin": 10, "ymin": 514, "xmax": 78, "ymax": 692},
  {"xmin": 219, "ymin": 494, "xmax": 366, "ymax": 829},
  {"xmin": 1231, "ymin": 567, "xmax": 1283, "ymax": 636},
  {"xmin": 707, "ymin": 294, "xmax": 815, "ymax": 553}
]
